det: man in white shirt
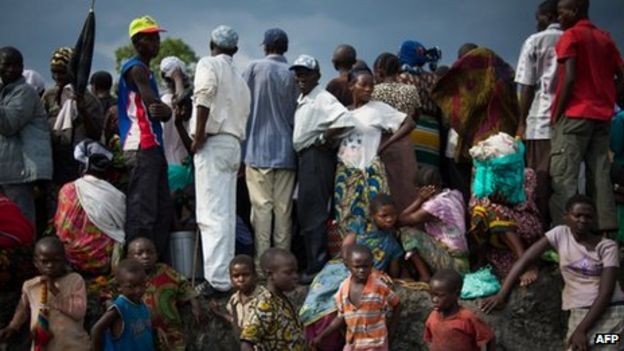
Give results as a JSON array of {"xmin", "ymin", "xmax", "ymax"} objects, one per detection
[
  {"xmin": 290, "ymin": 55, "xmax": 352, "ymax": 283},
  {"xmin": 515, "ymin": 0, "xmax": 562, "ymax": 230},
  {"xmin": 191, "ymin": 25, "xmax": 251, "ymax": 295}
]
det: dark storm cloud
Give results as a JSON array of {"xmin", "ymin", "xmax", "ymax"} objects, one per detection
[{"xmin": 1, "ymin": 0, "xmax": 622, "ymax": 86}]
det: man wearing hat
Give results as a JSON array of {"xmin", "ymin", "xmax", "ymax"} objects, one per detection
[
  {"xmin": 290, "ymin": 55, "xmax": 352, "ymax": 283},
  {"xmin": 118, "ymin": 15, "xmax": 173, "ymax": 259},
  {"xmin": 191, "ymin": 25, "xmax": 251, "ymax": 295},
  {"xmin": 241, "ymin": 28, "xmax": 298, "ymax": 275}
]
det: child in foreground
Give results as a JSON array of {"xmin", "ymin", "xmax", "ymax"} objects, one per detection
[
  {"xmin": 210, "ymin": 254, "xmax": 267, "ymax": 337},
  {"xmin": 357, "ymin": 194, "xmax": 404, "ymax": 277},
  {"xmin": 482, "ymin": 195, "xmax": 624, "ymax": 351},
  {"xmin": 312, "ymin": 244, "xmax": 401, "ymax": 351},
  {"xmin": 240, "ymin": 248, "xmax": 306, "ymax": 350},
  {"xmin": 127, "ymin": 237, "xmax": 201, "ymax": 351},
  {"xmin": 0, "ymin": 236, "xmax": 90, "ymax": 350},
  {"xmin": 425, "ymin": 269, "xmax": 495, "ymax": 351},
  {"xmin": 91, "ymin": 258, "xmax": 154, "ymax": 351}
]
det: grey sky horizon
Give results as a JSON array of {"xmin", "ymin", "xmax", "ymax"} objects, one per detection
[{"xmin": 1, "ymin": 0, "xmax": 623, "ymax": 88}]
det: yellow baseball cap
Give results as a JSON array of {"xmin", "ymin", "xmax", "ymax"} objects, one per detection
[{"xmin": 128, "ymin": 15, "xmax": 166, "ymax": 39}]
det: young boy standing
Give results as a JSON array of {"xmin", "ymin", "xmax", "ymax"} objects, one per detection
[
  {"xmin": 312, "ymin": 245, "xmax": 401, "ymax": 351},
  {"xmin": 549, "ymin": 0, "xmax": 624, "ymax": 232},
  {"xmin": 0, "ymin": 237, "xmax": 90, "ymax": 350},
  {"xmin": 118, "ymin": 16, "xmax": 173, "ymax": 258},
  {"xmin": 240, "ymin": 248, "xmax": 305, "ymax": 350},
  {"xmin": 425, "ymin": 269, "xmax": 495, "ymax": 351},
  {"xmin": 210, "ymin": 254, "xmax": 267, "ymax": 336},
  {"xmin": 91, "ymin": 258, "xmax": 154, "ymax": 351}
]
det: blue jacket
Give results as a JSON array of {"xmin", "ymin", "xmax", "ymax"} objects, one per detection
[{"xmin": 0, "ymin": 77, "xmax": 52, "ymax": 183}]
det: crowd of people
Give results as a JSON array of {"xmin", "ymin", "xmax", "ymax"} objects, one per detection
[{"xmin": 0, "ymin": 0, "xmax": 623, "ymax": 349}]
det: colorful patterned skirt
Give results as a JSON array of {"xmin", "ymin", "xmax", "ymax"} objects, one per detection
[
  {"xmin": 334, "ymin": 158, "xmax": 389, "ymax": 236},
  {"xmin": 469, "ymin": 200, "xmax": 542, "ymax": 278},
  {"xmin": 54, "ymin": 183, "xmax": 115, "ymax": 275},
  {"xmin": 400, "ymin": 227, "xmax": 469, "ymax": 274}
]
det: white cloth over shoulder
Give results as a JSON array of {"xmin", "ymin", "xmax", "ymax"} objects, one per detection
[
  {"xmin": 338, "ymin": 101, "xmax": 406, "ymax": 169},
  {"xmin": 53, "ymin": 84, "xmax": 78, "ymax": 132},
  {"xmin": 469, "ymin": 132, "xmax": 517, "ymax": 161},
  {"xmin": 74, "ymin": 175, "xmax": 126, "ymax": 243}
]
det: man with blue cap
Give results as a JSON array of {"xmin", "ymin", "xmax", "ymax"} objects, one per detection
[
  {"xmin": 290, "ymin": 54, "xmax": 353, "ymax": 283},
  {"xmin": 191, "ymin": 25, "xmax": 251, "ymax": 296},
  {"xmin": 242, "ymin": 28, "xmax": 298, "ymax": 276}
]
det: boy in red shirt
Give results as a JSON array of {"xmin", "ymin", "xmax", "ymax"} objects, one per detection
[
  {"xmin": 424, "ymin": 269, "xmax": 495, "ymax": 351},
  {"xmin": 549, "ymin": 0, "xmax": 624, "ymax": 232}
]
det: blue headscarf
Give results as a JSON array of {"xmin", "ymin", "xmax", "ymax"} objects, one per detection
[{"xmin": 398, "ymin": 40, "xmax": 427, "ymax": 67}]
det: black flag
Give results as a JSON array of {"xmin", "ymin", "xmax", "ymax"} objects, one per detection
[{"xmin": 70, "ymin": 0, "xmax": 95, "ymax": 96}]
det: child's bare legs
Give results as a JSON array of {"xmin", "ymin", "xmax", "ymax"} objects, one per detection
[
  {"xmin": 499, "ymin": 231, "xmax": 538, "ymax": 286},
  {"xmin": 389, "ymin": 258, "xmax": 401, "ymax": 278},
  {"xmin": 406, "ymin": 251, "xmax": 431, "ymax": 282}
]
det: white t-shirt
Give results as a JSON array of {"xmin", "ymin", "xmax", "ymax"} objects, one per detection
[
  {"xmin": 338, "ymin": 101, "xmax": 406, "ymax": 170},
  {"xmin": 545, "ymin": 225, "xmax": 624, "ymax": 310}
]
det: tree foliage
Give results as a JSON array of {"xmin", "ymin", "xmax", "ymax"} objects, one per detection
[{"xmin": 114, "ymin": 37, "xmax": 199, "ymax": 77}]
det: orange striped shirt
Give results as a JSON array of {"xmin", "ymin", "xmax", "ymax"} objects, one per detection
[{"xmin": 335, "ymin": 272, "xmax": 400, "ymax": 349}]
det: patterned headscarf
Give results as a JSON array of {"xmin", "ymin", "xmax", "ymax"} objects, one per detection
[
  {"xmin": 74, "ymin": 139, "xmax": 113, "ymax": 173},
  {"xmin": 50, "ymin": 47, "xmax": 74, "ymax": 68}
]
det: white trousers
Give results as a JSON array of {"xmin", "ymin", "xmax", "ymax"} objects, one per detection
[{"xmin": 194, "ymin": 134, "xmax": 240, "ymax": 291}]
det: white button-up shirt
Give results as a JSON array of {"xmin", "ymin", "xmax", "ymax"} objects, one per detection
[
  {"xmin": 191, "ymin": 54, "xmax": 251, "ymax": 141},
  {"xmin": 293, "ymin": 85, "xmax": 352, "ymax": 152},
  {"xmin": 515, "ymin": 23, "xmax": 563, "ymax": 140}
]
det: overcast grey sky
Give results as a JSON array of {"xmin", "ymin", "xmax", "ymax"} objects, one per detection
[{"xmin": 2, "ymin": 0, "xmax": 623, "ymax": 87}]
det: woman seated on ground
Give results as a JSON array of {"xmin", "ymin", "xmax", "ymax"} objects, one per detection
[
  {"xmin": 398, "ymin": 168, "xmax": 469, "ymax": 281},
  {"xmin": 469, "ymin": 168, "xmax": 542, "ymax": 286},
  {"xmin": 0, "ymin": 195, "xmax": 35, "ymax": 290},
  {"xmin": 482, "ymin": 195, "xmax": 624, "ymax": 351},
  {"xmin": 54, "ymin": 140, "xmax": 125, "ymax": 276},
  {"xmin": 334, "ymin": 66, "xmax": 413, "ymax": 236}
]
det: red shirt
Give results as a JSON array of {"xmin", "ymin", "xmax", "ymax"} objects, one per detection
[
  {"xmin": 424, "ymin": 307, "xmax": 494, "ymax": 351},
  {"xmin": 554, "ymin": 19, "xmax": 623, "ymax": 121}
]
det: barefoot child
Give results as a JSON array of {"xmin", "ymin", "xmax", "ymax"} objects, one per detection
[
  {"xmin": 425, "ymin": 269, "xmax": 495, "ymax": 351},
  {"xmin": 127, "ymin": 237, "xmax": 201, "ymax": 351},
  {"xmin": 0, "ymin": 237, "xmax": 90, "ymax": 350},
  {"xmin": 482, "ymin": 195, "xmax": 624, "ymax": 351},
  {"xmin": 357, "ymin": 194, "xmax": 404, "ymax": 277},
  {"xmin": 240, "ymin": 248, "xmax": 306, "ymax": 350},
  {"xmin": 312, "ymin": 244, "xmax": 401, "ymax": 350},
  {"xmin": 91, "ymin": 259, "xmax": 154, "ymax": 351},
  {"xmin": 209, "ymin": 254, "xmax": 267, "ymax": 337}
]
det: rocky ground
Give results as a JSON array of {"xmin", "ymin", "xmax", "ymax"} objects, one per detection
[{"xmin": 1, "ymin": 266, "xmax": 567, "ymax": 350}]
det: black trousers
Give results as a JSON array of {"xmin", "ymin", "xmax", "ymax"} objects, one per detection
[
  {"xmin": 124, "ymin": 147, "xmax": 173, "ymax": 259},
  {"xmin": 297, "ymin": 146, "xmax": 336, "ymax": 274}
]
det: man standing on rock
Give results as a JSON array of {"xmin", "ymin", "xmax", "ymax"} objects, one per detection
[
  {"xmin": 515, "ymin": 0, "xmax": 562, "ymax": 230},
  {"xmin": 242, "ymin": 28, "xmax": 298, "ymax": 275},
  {"xmin": 118, "ymin": 16, "xmax": 173, "ymax": 258},
  {"xmin": 0, "ymin": 46, "xmax": 52, "ymax": 225},
  {"xmin": 191, "ymin": 25, "xmax": 251, "ymax": 296},
  {"xmin": 290, "ymin": 55, "xmax": 352, "ymax": 284}
]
